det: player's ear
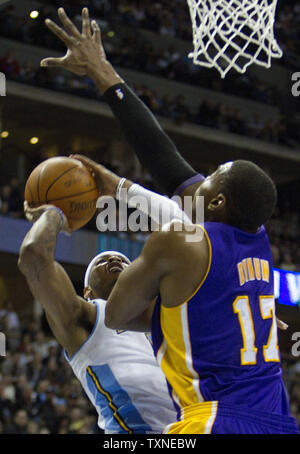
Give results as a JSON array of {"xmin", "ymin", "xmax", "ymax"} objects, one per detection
[
  {"xmin": 207, "ymin": 193, "xmax": 226, "ymax": 212},
  {"xmin": 84, "ymin": 286, "xmax": 94, "ymax": 300}
]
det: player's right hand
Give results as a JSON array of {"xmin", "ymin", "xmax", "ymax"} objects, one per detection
[
  {"xmin": 24, "ymin": 201, "xmax": 72, "ymax": 234},
  {"xmin": 69, "ymin": 154, "xmax": 125, "ymax": 198}
]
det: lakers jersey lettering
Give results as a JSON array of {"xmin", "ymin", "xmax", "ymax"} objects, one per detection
[{"xmin": 237, "ymin": 258, "xmax": 270, "ymax": 286}]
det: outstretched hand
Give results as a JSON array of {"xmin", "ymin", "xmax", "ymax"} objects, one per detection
[{"xmin": 40, "ymin": 7, "xmax": 122, "ymax": 91}]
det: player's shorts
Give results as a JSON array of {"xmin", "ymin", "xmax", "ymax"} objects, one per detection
[{"xmin": 162, "ymin": 401, "xmax": 299, "ymax": 434}]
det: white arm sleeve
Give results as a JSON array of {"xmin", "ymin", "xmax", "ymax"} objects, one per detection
[{"xmin": 117, "ymin": 184, "xmax": 193, "ymax": 227}]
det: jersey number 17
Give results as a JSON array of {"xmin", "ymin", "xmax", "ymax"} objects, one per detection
[{"xmin": 233, "ymin": 295, "xmax": 279, "ymax": 365}]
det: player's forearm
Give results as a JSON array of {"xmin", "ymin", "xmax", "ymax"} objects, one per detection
[
  {"xmin": 89, "ymin": 66, "xmax": 197, "ymax": 196},
  {"xmin": 118, "ymin": 183, "xmax": 193, "ymax": 226},
  {"xmin": 18, "ymin": 210, "xmax": 62, "ymax": 277}
]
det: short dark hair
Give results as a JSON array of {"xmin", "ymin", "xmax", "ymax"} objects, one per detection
[{"xmin": 219, "ymin": 160, "xmax": 277, "ymax": 231}]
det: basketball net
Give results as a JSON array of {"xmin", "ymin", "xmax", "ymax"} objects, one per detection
[{"xmin": 187, "ymin": 0, "xmax": 283, "ymax": 78}]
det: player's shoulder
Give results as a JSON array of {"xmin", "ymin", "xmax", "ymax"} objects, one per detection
[
  {"xmin": 149, "ymin": 220, "xmax": 207, "ymax": 245},
  {"xmin": 143, "ymin": 220, "xmax": 209, "ymax": 265}
]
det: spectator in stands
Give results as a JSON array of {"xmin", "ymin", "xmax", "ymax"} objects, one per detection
[
  {"xmin": 4, "ymin": 409, "xmax": 29, "ymax": 434},
  {"xmin": 0, "ymin": 300, "xmax": 20, "ymax": 331},
  {"xmin": 0, "ymin": 49, "xmax": 20, "ymax": 80},
  {"xmin": 0, "ymin": 180, "xmax": 23, "ymax": 219}
]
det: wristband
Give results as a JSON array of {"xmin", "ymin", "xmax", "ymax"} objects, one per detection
[
  {"xmin": 44, "ymin": 206, "xmax": 65, "ymax": 228},
  {"xmin": 116, "ymin": 178, "xmax": 127, "ymax": 201}
]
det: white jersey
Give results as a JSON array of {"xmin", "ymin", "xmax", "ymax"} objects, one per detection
[{"xmin": 65, "ymin": 299, "xmax": 177, "ymax": 434}]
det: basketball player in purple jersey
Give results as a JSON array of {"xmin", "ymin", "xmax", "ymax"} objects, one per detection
[{"xmin": 41, "ymin": 9, "xmax": 298, "ymax": 433}]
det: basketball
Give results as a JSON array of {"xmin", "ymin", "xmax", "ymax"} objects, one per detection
[{"xmin": 24, "ymin": 157, "xmax": 99, "ymax": 231}]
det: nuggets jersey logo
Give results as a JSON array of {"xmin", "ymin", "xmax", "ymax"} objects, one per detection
[{"xmin": 151, "ymin": 222, "xmax": 297, "ymax": 433}]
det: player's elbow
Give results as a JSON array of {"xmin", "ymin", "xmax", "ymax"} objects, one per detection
[{"xmin": 18, "ymin": 241, "xmax": 47, "ymax": 275}]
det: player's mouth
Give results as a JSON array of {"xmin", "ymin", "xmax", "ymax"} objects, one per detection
[{"xmin": 106, "ymin": 262, "xmax": 124, "ymax": 273}]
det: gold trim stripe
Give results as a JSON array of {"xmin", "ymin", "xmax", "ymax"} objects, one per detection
[
  {"xmin": 183, "ymin": 224, "xmax": 212, "ymax": 304},
  {"xmin": 86, "ymin": 366, "xmax": 133, "ymax": 434}
]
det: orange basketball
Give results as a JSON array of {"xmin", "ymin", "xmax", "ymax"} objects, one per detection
[{"xmin": 24, "ymin": 157, "xmax": 99, "ymax": 231}]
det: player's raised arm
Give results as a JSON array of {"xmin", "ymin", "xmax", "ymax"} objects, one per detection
[
  {"xmin": 41, "ymin": 7, "xmax": 202, "ymax": 197},
  {"xmin": 18, "ymin": 203, "xmax": 94, "ymax": 356}
]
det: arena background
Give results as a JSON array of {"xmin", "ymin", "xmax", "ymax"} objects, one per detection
[{"xmin": 0, "ymin": 0, "xmax": 299, "ymax": 434}]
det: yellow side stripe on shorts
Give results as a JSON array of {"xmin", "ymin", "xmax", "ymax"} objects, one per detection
[
  {"xmin": 163, "ymin": 401, "xmax": 218, "ymax": 434},
  {"xmin": 86, "ymin": 366, "xmax": 133, "ymax": 434},
  {"xmin": 204, "ymin": 401, "xmax": 218, "ymax": 434}
]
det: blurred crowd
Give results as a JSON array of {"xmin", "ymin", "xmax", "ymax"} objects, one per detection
[
  {"xmin": 0, "ymin": 48, "xmax": 299, "ymax": 149},
  {"xmin": 267, "ymin": 206, "xmax": 300, "ymax": 272},
  {"xmin": 9, "ymin": 0, "xmax": 299, "ymax": 72},
  {"xmin": 0, "ymin": 177, "xmax": 23, "ymax": 219},
  {"xmin": 0, "ymin": 300, "xmax": 102, "ymax": 434},
  {"xmin": 275, "ymin": 0, "xmax": 300, "ymax": 69},
  {"xmin": 0, "ymin": 1, "xmax": 290, "ymax": 106}
]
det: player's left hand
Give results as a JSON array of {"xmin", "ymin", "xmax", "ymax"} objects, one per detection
[
  {"xmin": 40, "ymin": 7, "xmax": 100, "ymax": 76},
  {"xmin": 24, "ymin": 201, "xmax": 73, "ymax": 234}
]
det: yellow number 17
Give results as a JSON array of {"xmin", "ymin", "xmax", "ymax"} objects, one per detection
[{"xmin": 233, "ymin": 295, "xmax": 280, "ymax": 365}]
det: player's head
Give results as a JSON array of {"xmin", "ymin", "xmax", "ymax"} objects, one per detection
[
  {"xmin": 84, "ymin": 251, "xmax": 131, "ymax": 301},
  {"xmin": 194, "ymin": 160, "xmax": 277, "ymax": 232}
]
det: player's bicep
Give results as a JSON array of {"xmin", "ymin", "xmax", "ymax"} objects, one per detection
[
  {"xmin": 26, "ymin": 260, "xmax": 84, "ymax": 332},
  {"xmin": 105, "ymin": 231, "xmax": 171, "ymax": 329}
]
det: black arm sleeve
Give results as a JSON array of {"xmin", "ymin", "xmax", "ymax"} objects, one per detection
[{"xmin": 103, "ymin": 83, "xmax": 197, "ymax": 196}]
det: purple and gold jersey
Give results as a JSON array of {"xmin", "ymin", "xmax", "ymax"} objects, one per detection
[{"xmin": 151, "ymin": 222, "xmax": 298, "ymax": 434}]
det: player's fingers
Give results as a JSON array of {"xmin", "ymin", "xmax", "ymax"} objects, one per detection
[
  {"xmin": 70, "ymin": 154, "xmax": 99, "ymax": 179},
  {"xmin": 45, "ymin": 18, "xmax": 73, "ymax": 46},
  {"xmin": 91, "ymin": 20, "xmax": 101, "ymax": 45},
  {"xmin": 40, "ymin": 57, "xmax": 65, "ymax": 67},
  {"xmin": 276, "ymin": 317, "xmax": 288, "ymax": 330},
  {"xmin": 58, "ymin": 7, "xmax": 81, "ymax": 39},
  {"xmin": 82, "ymin": 7, "xmax": 92, "ymax": 37},
  {"xmin": 24, "ymin": 204, "xmax": 34, "ymax": 221},
  {"xmin": 24, "ymin": 201, "xmax": 34, "ymax": 214},
  {"xmin": 70, "ymin": 154, "xmax": 96, "ymax": 167}
]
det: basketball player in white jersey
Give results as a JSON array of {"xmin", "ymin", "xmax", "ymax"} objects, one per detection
[{"xmin": 18, "ymin": 202, "xmax": 177, "ymax": 434}]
